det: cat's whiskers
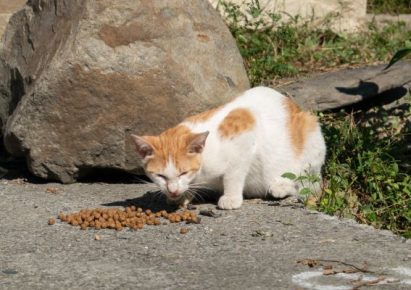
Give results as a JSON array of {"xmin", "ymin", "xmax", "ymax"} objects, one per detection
[
  {"xmin": 150, "ymin": 190, "xmax": 162, "ymax": 198},
  {"xmin": 189, "ymin": 182, "xmax": 213, "ymax": 191},
  {"xmin": 187, "ymin": 185, "xmax": 214, "ymax": 203},
  {"xmin": 131, "ymin": 175, "xmax": 158, "ymax": 187},
  {"xmin": 187, "ymin": 188, "xmax": 205, "ymax": 203}
]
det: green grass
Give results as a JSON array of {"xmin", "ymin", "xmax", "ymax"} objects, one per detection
[
  {"xmin": 368, "ymin": 0, "xmax": 411, "ymax": 14},
  {"xmin": 219, "ymin": 1, "xmax": 411, "ymax": 237},
  {"xmin": 218, "ymin": 0, "xmax": 411, "ymax": 86},
  {"xmin": 318, "ymin": 103, "xmax": 411, "ymax": 238}
]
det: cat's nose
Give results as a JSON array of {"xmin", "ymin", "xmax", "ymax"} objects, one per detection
[
  {"xmin": 169, "ymin": 191, "xmax": 179, "ymax": 198},
  {"xmin": 167, "ymin": 183, "xmax": 179, "ymax": 197}
]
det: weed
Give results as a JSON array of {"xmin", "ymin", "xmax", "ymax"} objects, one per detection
[
  {"xmin": 219, "ymin": 0, "xmax": 411, "ymax": 86},
  {"xmin": 368, "ymin": 0, "xmax": 411, "ymax": 14},
  {"xmin": 319, "ymin": 103, "xmax": 411, "ymax": 238}
]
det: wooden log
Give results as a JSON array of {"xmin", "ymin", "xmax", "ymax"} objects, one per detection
[{"xmin": 278, "ymin": 60, "xmax": 411, "ymax": 111}]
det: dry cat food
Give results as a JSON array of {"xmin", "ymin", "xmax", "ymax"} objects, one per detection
[
  {"xmin": 52, "ymin": 206, "xmax": 200, "ymax": 231},
  {"xmin": 48, "ymin": 218, "xmax": 56, "ymax": 225}
]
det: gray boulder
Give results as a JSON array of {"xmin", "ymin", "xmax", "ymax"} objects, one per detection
[{"xmin": 0, "ymin": 0, "xmax": 249, "ymax": 183}]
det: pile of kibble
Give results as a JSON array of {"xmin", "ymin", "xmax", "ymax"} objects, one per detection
[{"xmin": 49, "ymin": 206, "xmax": 199, "ymax": 231}]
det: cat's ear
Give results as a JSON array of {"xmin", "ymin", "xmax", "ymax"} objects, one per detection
[
  {"xmin": 188, "ymin": 131, "xmax": 209, "ymax": 154},
  {"xmin": 131, "ymin": 134, "xmax": 154, "ymax": 159}
]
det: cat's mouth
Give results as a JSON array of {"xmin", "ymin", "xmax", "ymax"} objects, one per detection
[
  {"xmin": 167, "ymin": 192, "xmax": 183, "ymax": 199},
  {"xmin": 165, "ymin": 191, "xmax": 187, "ymax": 201}
]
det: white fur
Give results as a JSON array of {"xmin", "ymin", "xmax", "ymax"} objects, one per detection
[{"xmin": 181, "ymin": 86, "xmax": 326, "ymax": 209}]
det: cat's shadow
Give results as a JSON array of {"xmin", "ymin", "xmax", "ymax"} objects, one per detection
[
  {"xmin": 102, "ymin": 189, "xmax": 295, "ymax": 212},
  {"xmin": 102, "ymin": 190, "xmax": 219, "ymax": 212}
]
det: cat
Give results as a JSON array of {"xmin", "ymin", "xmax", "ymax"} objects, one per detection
[{"xmin": 131, "ymin": 86, "xmax": 326, "ymax": 209}]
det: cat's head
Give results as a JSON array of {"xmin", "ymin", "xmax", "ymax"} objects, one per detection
[{"xmin": 131, "ymin": 126, "xmax": 209, "ymax": 201}]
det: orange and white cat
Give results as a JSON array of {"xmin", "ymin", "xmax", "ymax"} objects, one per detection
[{"xmin": 132, "ymin": 86, "xmax": 326, "ymax": 209}]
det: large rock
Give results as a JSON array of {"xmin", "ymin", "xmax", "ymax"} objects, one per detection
[{"xmin": 0, "ymin": 0, "xmax": 250, "ymax": 183}]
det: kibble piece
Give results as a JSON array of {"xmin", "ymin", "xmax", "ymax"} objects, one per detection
[
  {"xmin": 48, "ymin": 218, "xmax": 56, "ymax": 225},
  {"xmin": 95, "ymin": 234, "xmax": 101, "ymax": 240},
  {"xmin": 180, "ymin": 227, "xmax": 189, "ymax": 234}
]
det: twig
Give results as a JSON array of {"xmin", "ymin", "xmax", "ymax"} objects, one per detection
[
  {"xmin": 297, "ymin": 258, "xmax": 374, "ymax": 273},
  {"xmin": 352, "ymin": 276, "xmax": 385, "ymax": 289}
]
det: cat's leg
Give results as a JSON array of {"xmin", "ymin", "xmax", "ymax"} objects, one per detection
[
  {"xmin": 267, "ymin": 177, "xmax": 299, "ymax": 199},
  {"xmin": 218, "ymin": 176, "xmax": 244, "ymax": 209},
  {"xmin": 217, "ymin": 134, "xmax": 256, "ymax": 209},
  {"xmin": 218, "ymin": 172, "xmax": 246, "ymax": 209}
]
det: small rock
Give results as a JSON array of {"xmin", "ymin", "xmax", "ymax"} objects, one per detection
[
  {"xmin": 2, "ymin": 269, "xmax": 18, "ymax": 275},
  {"xmin": 199, "ymin": 209, "xmax": 222, "ymax": 218}
]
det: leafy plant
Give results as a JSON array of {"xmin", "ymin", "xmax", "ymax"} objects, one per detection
[
  {"xmin": 281, "ymin": 172, "xmax": 321, "ymax": 199},
  {"xmin": 319, "ymin": 106, "xmax": 411, "ymax": 238},
  {"xmin": 219, "ymin": 0, "xmax": 411, "ymax": 86}
]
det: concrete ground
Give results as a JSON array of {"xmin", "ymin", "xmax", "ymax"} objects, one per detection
[{"xmin": 0, "ymin": 180, "xmax": 410, "ymax": 290}]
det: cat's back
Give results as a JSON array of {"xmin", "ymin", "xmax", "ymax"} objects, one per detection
[
  {"xmin": 228, "ymin": 86, "xmax": 286, "ymax": 111},
  {"xmin": 228, "ymin": 86, "xmax": 290, "ymax": 126},
  {"xmin": 184, "ymin": 87, "xmax": 289, "ymax": 133}
]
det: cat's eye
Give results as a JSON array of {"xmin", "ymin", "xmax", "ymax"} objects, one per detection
[
  {"xmin": 179, "ymin": 171, "xmax": 189, "ymax": 177},
  {"xmin": 156, "ymin": 174, "xmax": 167, "ymax": 180}
]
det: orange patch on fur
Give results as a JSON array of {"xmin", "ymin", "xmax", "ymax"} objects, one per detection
[
  {"xmin": 218, "ymin": 108, "xmax": 256, "ymax": 139},
  {"xmin": 142, "ymin": 126, "xmax": 203, "ymax": 173},
  {"xmin": 284, "ymin": 98, "xmax": 318, "ymax": 156},
  {"xmin": 185, "ymin": 106, "xmax": 221, "ymax": 123}
]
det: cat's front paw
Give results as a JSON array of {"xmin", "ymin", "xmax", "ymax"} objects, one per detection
[{"xmin": 218, "ymin": 195, "xmax": 243, "ymax": 210}]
